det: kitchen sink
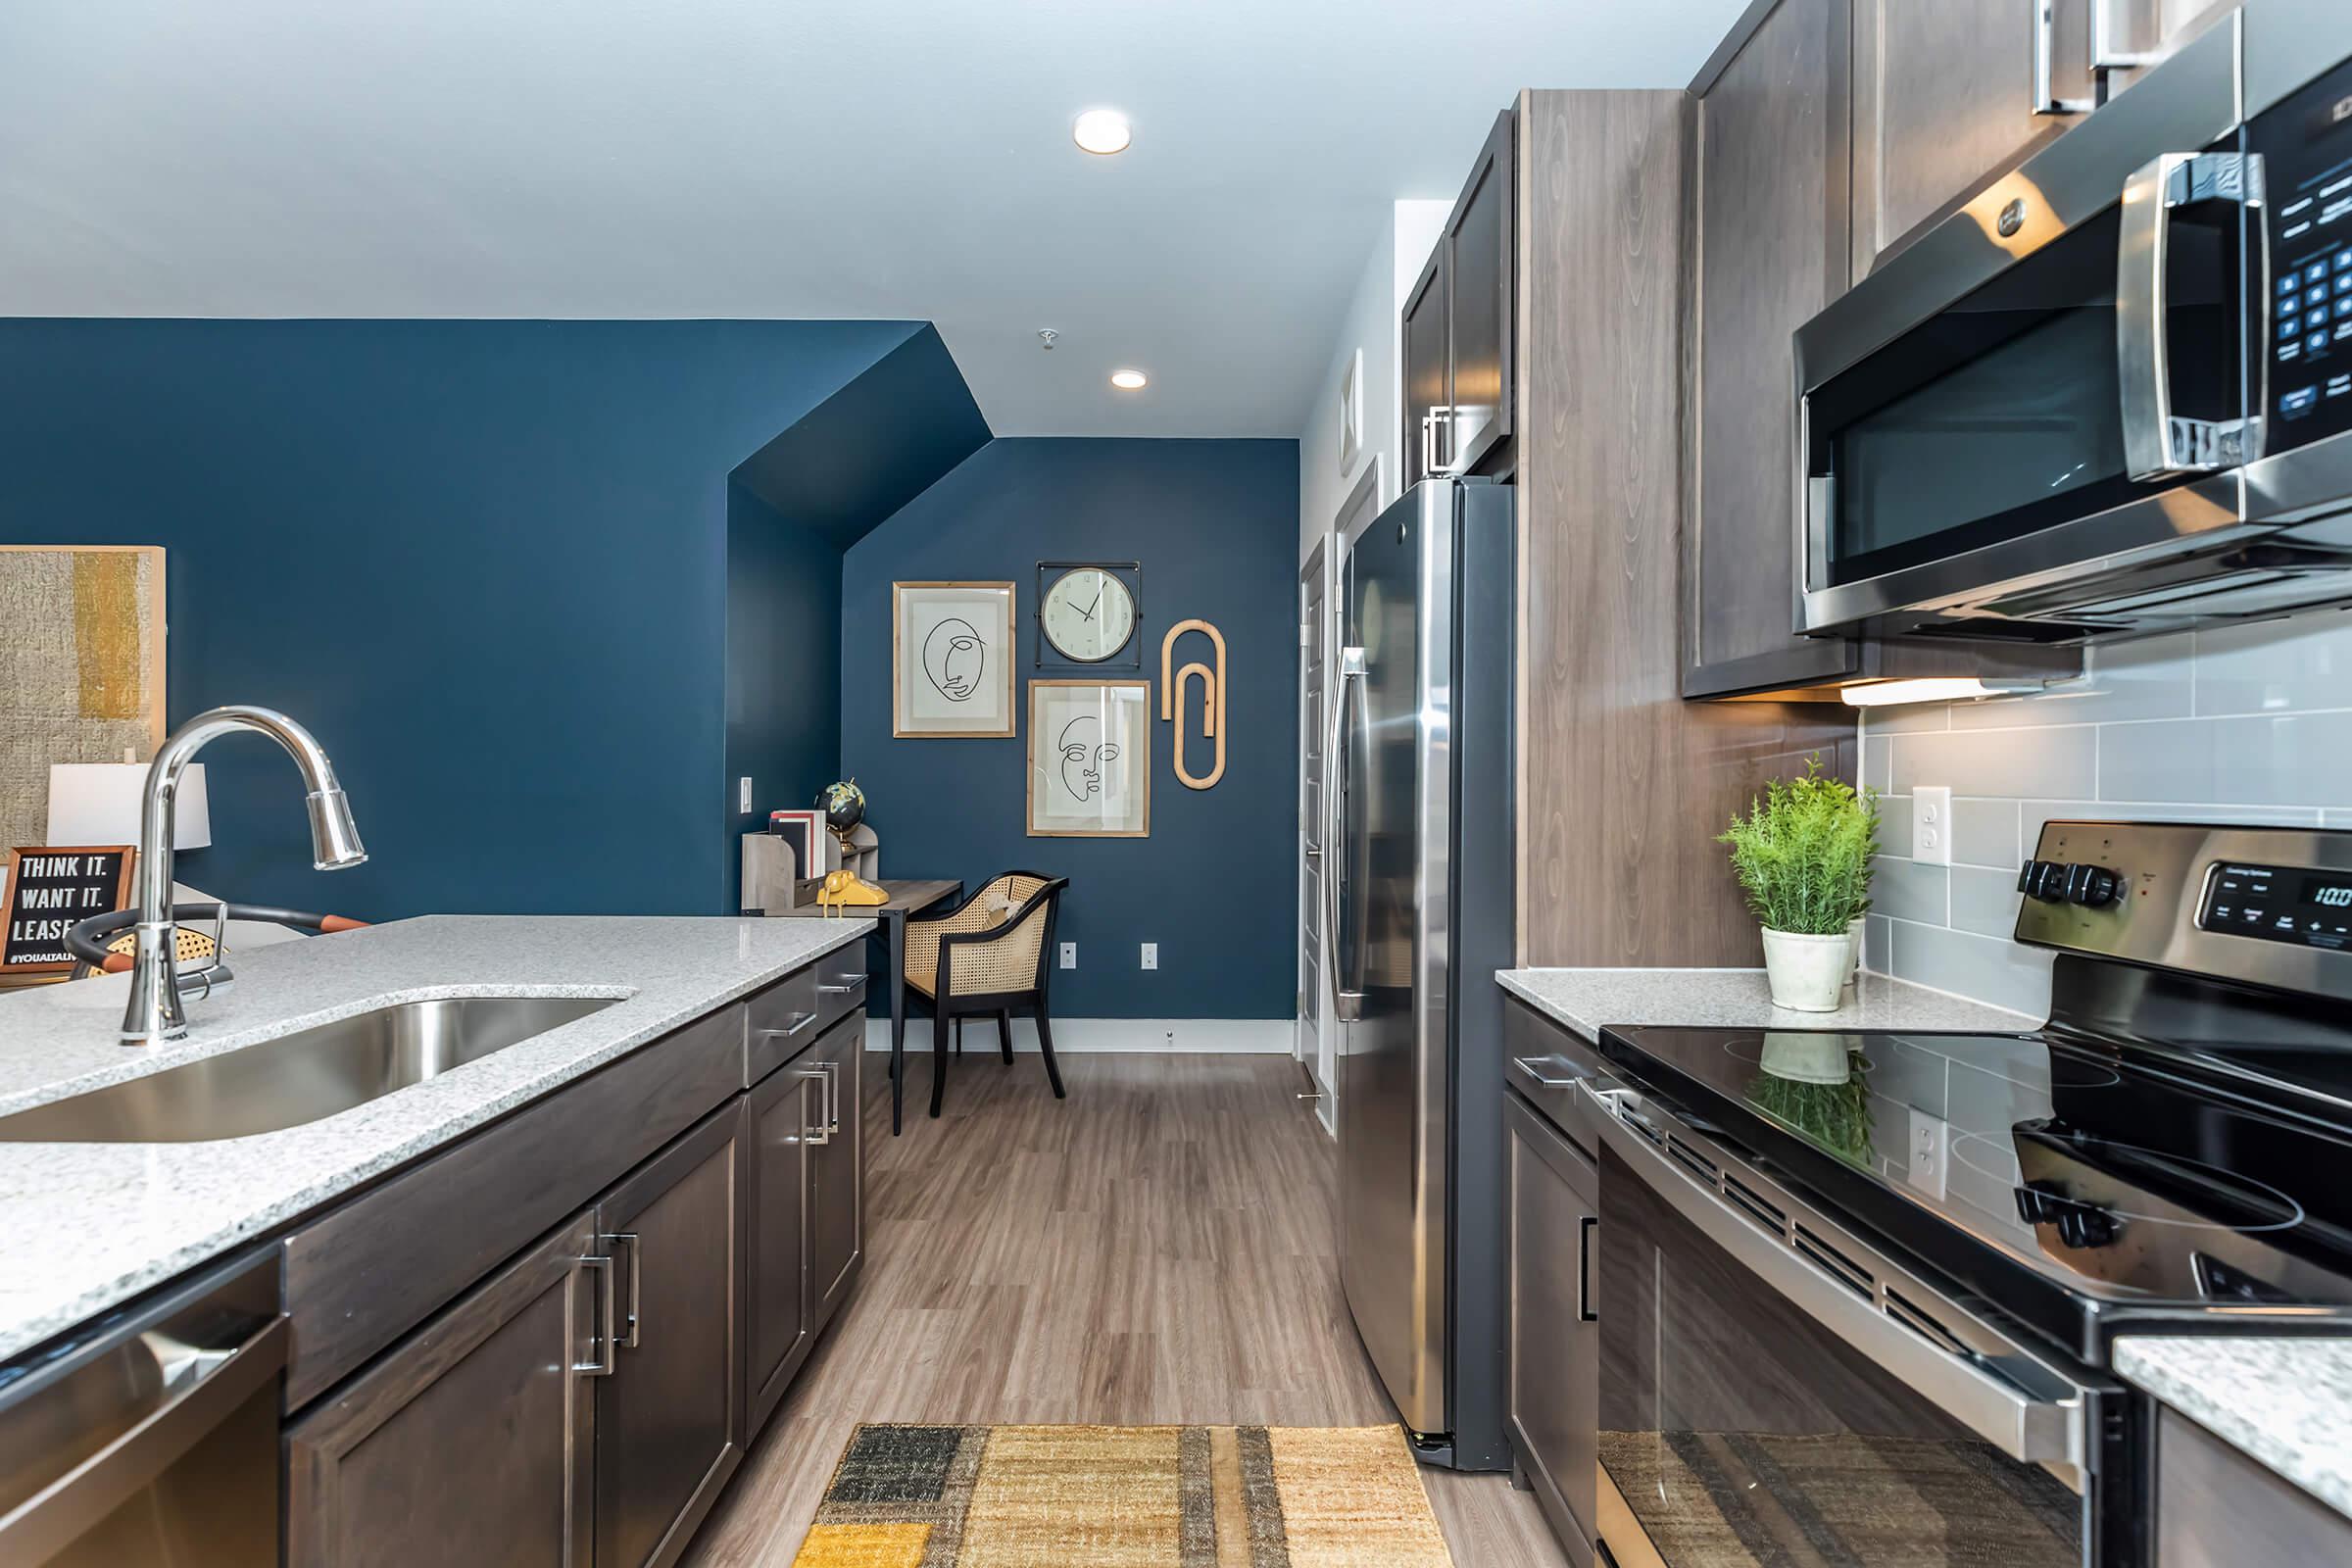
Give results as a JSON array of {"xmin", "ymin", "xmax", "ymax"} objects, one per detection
[{"xmin": 0, "ymin": 995, "xmax": 621, "ymax": 1143}]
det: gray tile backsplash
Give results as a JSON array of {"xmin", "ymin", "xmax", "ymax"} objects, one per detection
[{"xmin": 1858, "ymin": 616, "xmax": 2352, "ymax": 1018}]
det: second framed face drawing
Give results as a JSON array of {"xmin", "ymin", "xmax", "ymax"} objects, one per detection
[
  {"xmin": 894, "ymin": 582, "xmax": 1016, "ymax": 738},
  {"xmin": 1027, "ymin": 680, "xmax": 1151, "ymax": 837}
]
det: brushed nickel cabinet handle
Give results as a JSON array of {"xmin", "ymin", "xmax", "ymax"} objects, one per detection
[
  {"xmin": 2032, "ymin": 0, "xmax": 2094, "ymax": 115},
  {"xmin": 798, "ymin": 1065, "xmax": 834, "ymax": 1146},
  {"xmin": 599, "ymin": 1232, "xmax": 641, "ymax": 1349},
  {"xmin": 759, "ymin": 1011, "xmax": 819, "ymax": 1043},
  {"xmin": 573, "ymin": 1255, "xmax": 617, "ymax": 1376}
]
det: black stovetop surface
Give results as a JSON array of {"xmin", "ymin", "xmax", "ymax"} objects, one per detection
[{"xmin": 1593, "ymin": 1023, "xmax": 2352, "ymax": 1364}]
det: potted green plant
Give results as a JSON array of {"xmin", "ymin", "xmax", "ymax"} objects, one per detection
[{"xmin": 1719, "ymin": 757, "xmax": 1879, "ymax": 1011}]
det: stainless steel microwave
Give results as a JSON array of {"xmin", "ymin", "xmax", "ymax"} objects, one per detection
[{"xmin": 1795, "ymin": 8, "xmax": 2352, "ymax": 644}]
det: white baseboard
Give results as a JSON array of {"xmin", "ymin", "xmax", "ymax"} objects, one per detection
[{"xmin": 862, "ymin": 1016, "xmax": 1293, "ymax": 1054}]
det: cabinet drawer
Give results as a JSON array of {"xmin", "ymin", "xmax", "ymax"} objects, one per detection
[
  {"xmin": 279, "ymin": 1004, "xmax": 745, "ymax": 1410},
  {"xmin": 745, "ymin": 944, "xmax": 868, "ymax": 1087}
]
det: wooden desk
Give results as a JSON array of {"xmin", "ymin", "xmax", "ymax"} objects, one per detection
[{"xmin": 760, "ymin": 878, "xmax": 963, "ymax": 1135}]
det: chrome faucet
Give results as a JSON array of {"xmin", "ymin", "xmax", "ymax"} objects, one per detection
[{"xmin": 122, "ymin": 706, "xmax": 367, "ymax": 1045}]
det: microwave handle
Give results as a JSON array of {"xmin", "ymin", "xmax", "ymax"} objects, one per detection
[
  {"xmin": 1570, "ymin": 1079, "xmax": 2086, "ymax": 1468},
  {"xmin": 2118, "ymin": 150, "xmax": 2267, "ymax": 481}
]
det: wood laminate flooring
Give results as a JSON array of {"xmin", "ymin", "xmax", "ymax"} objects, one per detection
[{"xmin": 686, "ymin": 1052, "xmax": 1569, "ymax": 1567}]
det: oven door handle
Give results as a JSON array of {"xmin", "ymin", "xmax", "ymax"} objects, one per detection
[
  {"xmin": 1570, "ymin": 1080, "xmax": 2086, "ymax": 1468},
  {"xmin": 2117, "ymin": 149, "xmax": 2266, "ymax": 482}
]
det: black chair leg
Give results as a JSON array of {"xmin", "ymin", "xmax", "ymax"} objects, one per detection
[
  {"xmin": 954, "ymin": 1017, "xmax": 963, "ymax": 1057},
  {"xmin": 1034, "ymin": 1004, "xmax": 1066, "ymax": 1100},
  {"xmin": 930, "ymin": 1008, "xmax": 950, "ymax": 1118},
  {"xmin": 996, "ymin": 1010, "xmax": 1014, "ymax": 1064}
]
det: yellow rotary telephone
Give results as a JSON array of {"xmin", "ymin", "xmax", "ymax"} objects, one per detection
[{"xmin": 816, "ymin": 868, "xmax": 890, "ymax": 915}]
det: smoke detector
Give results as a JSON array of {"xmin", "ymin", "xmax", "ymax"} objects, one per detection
[{"xmin": 1037, "ymin": 328, "xmax": 1059, "ymax": 351}]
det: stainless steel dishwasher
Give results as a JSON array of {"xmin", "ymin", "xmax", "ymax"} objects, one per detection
[{"xmin": 0, "ymin": 1249, "xmax": 285, "ymax": 1567}]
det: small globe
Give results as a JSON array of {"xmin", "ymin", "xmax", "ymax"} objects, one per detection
[{"xmin": 818, "ymin": 779, "xmax": 866, "ymax": 836}]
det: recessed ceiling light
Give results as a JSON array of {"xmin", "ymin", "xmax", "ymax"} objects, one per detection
[
  {"xmin": 1110, "ymin": 368, "xmax": 1149, "ymax": 390},
  {"xmin": 1073, "ymin": 109, "xmax": 1132, "ymax": 156}
]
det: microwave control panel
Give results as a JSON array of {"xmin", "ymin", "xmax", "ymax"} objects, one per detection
[{"xmin": 2255, "ymin": 50, "xmax": 2352, "ymax": 447}]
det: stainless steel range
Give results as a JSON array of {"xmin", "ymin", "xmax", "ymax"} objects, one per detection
[{"xmin": 1509, "ymin": 820, "xmax": 2352, "ymax": 1567}]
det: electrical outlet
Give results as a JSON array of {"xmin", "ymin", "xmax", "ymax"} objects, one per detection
[
  {"xmin": 1914, "ymin": 785, "xmax": 1952, "ymax": 866},
  {"xmin": 1059, "ymin": 942, "xmax": 1077, "ymax": 970},
  {"xmin": 1140, "ymin": 942, "xmax": 1158, "ymax": 971},
  {"xmin": 737, "ymin": 776, "xmax": 754, "ymax": 813},
  {"xmin": 1906, "ymin": 1108, "xmax": 1949, "ymax": 1198}
]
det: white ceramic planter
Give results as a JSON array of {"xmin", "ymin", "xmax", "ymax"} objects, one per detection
[
  {"xmin": 1759, "ymin": 1031, "xmax": 1853, "ymax": 1084},
  {"xmin": 1760, "ymin": 927, "xmax": 1855, "ymax": 1012}
]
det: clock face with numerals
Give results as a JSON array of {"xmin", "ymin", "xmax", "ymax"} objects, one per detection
[{"xmin": 1040, "ymin": 567, "xmax": 1136, "ymax": 662}]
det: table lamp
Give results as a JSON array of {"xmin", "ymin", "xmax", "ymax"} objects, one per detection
[{"xmin": 45, "ymin": 761, "xmax": 211, "ymax": 850}]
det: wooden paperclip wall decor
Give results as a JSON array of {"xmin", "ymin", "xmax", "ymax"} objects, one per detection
[{"xmin": 1159, "ymin": 619, "xmax": 1226, "ymax": 790}]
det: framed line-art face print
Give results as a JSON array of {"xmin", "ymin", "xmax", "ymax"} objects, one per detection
[
  {"xmin": 894, "ymin": 582, "xmax": 1016, "ymax": 738},
  {"xmin": 1026, "ymin": 680, "xmax": 1150, "ymax": 838}
]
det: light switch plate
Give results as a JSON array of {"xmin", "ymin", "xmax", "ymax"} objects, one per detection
[
  {"xmin": 1914, "ymin": 785, "xmax": 1952, "ymax": 866},
  {"xmin": 1140, "ymin": 942, "xmax": 1158, "ymax": 971},
  {"xmin": 737, "ymin": 776, "xmax": 754, "ymax": 814},
  {"xmin": 1059, "ymin": 942, "xmax": 1077, "ymax": 970}
]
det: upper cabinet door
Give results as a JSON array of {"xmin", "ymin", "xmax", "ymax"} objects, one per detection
[
  {"xmin": 1446, "ymin": 109, "xmax": 1515, "ymax": 476},
  {"xmin": 1685, "ymin": 0, "xmax": 1862, "ymax": 696},
  {"xmin": 1852, "ymin": 0, "xmax": 2068, "ymax": 276},
  {"xmin": 1401, "ymin": 249, "xmax": 1449, "ymax": 489}
]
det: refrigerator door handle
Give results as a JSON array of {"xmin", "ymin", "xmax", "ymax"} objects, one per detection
[{"xmin": 1327, "ymin": 645, "xmax": 1367, "ymax": 1023}]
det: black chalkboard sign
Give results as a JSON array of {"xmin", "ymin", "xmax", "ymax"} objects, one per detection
[{"xmin": 3, "ymin": 846, "xmax": 135, "ymax": 976}]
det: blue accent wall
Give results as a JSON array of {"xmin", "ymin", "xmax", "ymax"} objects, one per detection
[
  {"xmin": 841, "ymin": 438, "xmax": 1301, "ymax": 1019},
  {"xmin": 0, "ymin": 318, "xmax": 919, "ymax": 918}
]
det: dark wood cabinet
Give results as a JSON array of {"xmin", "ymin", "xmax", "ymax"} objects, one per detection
[
  {"xmin": 1684, "ymin": 0, "xmax": 1861, "ymax": 698},
  {"xmin": 744, "ymin": 1042, "xmax": 816, "ymax": 1436},
  {"xmin": 592, "ymin": 1102, "xmax": 745, "ymax": 1568},
  {"xmin": 1506, "ymin": 1093, "xmax": 1600, "ymax": 1568},
  {"xmin": 1681, "ymin": 0, "xmax": 2085, "ymax": 700},
  {"xmin": 1402, "ymin": 108, "xmax": 1515, "ymax": 486},
  {"xmin": 2155, "ymin": 1406, "xmax": 2352, "ymax": 1565},
  {"xmin": 285, "ymin": 1213, "xmax": 600, "ymax": 1568},
  {"xmin": 806, "ymin": 1012, "xmax": 864, "ymax": 1328}
]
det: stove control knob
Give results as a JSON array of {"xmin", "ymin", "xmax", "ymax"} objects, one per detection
[
  {"xmin": 2017, "ymin": 860, "xmax": 2070, "ymax": 903},
  {"xmin": 2064, "ymin": 863, "xmax": 2122, "ymax": 907}
]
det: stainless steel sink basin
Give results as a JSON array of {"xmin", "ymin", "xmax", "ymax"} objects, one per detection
[{"xmin": 0, "ymin": 995, "xmax": 620, "ymax": 1143}]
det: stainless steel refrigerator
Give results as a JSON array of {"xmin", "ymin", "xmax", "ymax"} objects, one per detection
[{"xmin": 1327, "ymin": 476, "xmax": 1514, "ymax": 1471}]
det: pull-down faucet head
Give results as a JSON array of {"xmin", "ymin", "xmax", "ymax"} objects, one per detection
[{"xmin": 122, "ymin": 706, "xmax": 367, "ymax": 1044}]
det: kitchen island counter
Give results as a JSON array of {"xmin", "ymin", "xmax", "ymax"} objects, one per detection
[{"xmin": 0, "ymin": 913, "xmax": 871, "ymax": 1363}]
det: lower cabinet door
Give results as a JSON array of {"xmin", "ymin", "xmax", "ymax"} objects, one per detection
[
  {"xmin": 744, "ymin": 1053, "xmax": 814, "ymax": 1437},
  {"xmin": 807, "ymin": 1012, "xmax": 865, "ymax": 1328},
  {"xmin": 594, "ymin": 1101, "xmax": 745, "ymax": 1568},
  {"xmin": 1506, "ymin": 1096, "xmax": 1600, "ymax": 1568},
  {"xmin": 284, "ymin": 1212, "xmax": 601, "ymax": 1568}
]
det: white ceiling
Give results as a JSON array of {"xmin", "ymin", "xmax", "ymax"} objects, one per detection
[{"xmin": 0, "ymin": 1, "xmax": 1746, "ymax": 437}]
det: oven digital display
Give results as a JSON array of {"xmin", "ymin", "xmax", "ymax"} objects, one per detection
[{"xmin": 2200, "ymin": 861, "xmax": 2352, "ymax": 949}]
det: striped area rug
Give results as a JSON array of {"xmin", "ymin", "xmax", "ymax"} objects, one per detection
[{"xmin": 788, "ymin": 1424, "xmax": 1454, "ymax": 1567}]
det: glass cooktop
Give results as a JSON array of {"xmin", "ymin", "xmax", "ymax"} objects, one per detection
[{"xmin": 1594, "ymin": 1025, "xmax": 2352, "ymax": 1353}]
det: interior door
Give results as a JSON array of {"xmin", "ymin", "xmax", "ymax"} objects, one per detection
[
  {"xmin": 593, "ymin": 1103, "xmax": 743, "ymax": 1568},
  {"xmin": 1337, "ymin": 482, "xmax": 1445, "ymax": 1439}
]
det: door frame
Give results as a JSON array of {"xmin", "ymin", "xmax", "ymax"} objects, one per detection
[{"xmin": 1299, "ymin": 458, "xmax": 1385, "ymax": 1137}]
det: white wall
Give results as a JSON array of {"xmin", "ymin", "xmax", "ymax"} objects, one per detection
[{"xmin": 1298, "ymin": 201, "xmax": 1450, "ymax": 564}]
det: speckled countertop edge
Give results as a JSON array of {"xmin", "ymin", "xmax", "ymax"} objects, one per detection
[
  {"xmin": 0, "ymin": 913, "xmax": 872, "ymax": 1363},
  {"xmin": 1496, "ymin": 965, "xmax": 2039, "ymax": 1044},
  {"xmin": 2117, "ymin": 1337, "xmax": 2352, "ymax": 1519}
]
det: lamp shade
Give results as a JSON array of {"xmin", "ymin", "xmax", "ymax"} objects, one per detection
[{"xmin": 45, "ymin": 762, "xmax": 211, "ymax": 850}]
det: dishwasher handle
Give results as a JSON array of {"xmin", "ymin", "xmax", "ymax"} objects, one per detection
[{"xmin": 0, "ymin": 1300, "xmax": 287, "ymax": 1566}]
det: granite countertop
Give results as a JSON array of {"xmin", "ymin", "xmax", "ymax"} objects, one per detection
[
  {"xmin": 0, "ymin": 913, "xmax": 872, "ymax": 1364},
  {"xmin": 2117, "ymin": 1338, "xmax": 2352, "ymax": 1519},
  {"xmin": 1497, "ymin": 965, "xmax": 2039, "ymax": 1045}
]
